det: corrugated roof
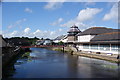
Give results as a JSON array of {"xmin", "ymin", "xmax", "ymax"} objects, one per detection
[{"xmin": 77, "ymin": 27, "xmax": 120, "ymax": 36}]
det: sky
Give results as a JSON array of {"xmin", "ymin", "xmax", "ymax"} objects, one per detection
[{"xmin": 1, "ymin": 2, "xmax": 119, "ymax": 39}]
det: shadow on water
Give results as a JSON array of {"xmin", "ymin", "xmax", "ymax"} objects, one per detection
[
  {"xmin": 2, "ymin": 48, "xmax": 119, "ymax": 78},
  {"xmin": 2, "ymin": 50, "xmax": 32, "ymax": 78}
]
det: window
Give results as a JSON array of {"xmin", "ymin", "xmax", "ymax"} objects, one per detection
[
  {"xmin": 111, "ymin": 44, "xmax": 120, "ymax": 52},
  {"xmin": 100, "ymin": 44, "xmax": 110, "ymax": 51},
  {"xmin": 91, "ymin": 44, "xmax": 98, "ymax": 50},
  {"xmin": 83, "ymin": 44, "xmax": 89, "ymax": 49}
]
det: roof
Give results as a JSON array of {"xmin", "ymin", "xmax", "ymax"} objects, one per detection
[
  {"xmin": 70, "ymin": 25, "xmax": 79, "ymax": 28},
  {"xmin": 54, "ymin": 35, "xmax": 66, "ymax": 40},
  {"xmin": 91, "ymin": 32, "xmax": 120, "ymax": 41},
  {"xmin": 77, "ymin": 27, "xmax": 120, "ymax": 36},
  {"xmin": 75, "ymin": 41, "xmax": 120, "ymax": 44},
  {"xmin": 67, "ymin": 25, "xmax": 81, "ymax": 33}
]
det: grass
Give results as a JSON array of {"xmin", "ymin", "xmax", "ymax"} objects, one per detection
[
  {"xmin": 54, "ymin": 48, "xmax": 63, "ymax": 51},
  {"xmin": 22, "ymin": 52, "xmax": 30, "ymax": 58},
  {"xmin": 53, "ymin": 48, "xmax": 74, "ymax": 54}
]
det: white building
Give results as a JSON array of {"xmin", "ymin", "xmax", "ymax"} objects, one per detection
[
  {"xmin": 76, "ymin": 27, "xmax": 120, "ymax": 54},
  {"xmin": 53, "ymin": 35, "xmax": 68, "ymax": 43}
]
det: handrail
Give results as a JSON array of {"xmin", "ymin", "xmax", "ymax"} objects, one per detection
[{"xmin": 21, "ymin": 45, "xmax": 64, "ymax": 48}]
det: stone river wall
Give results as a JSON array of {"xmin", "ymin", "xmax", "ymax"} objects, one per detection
[
  {"xmin": 2, "ymin": 47, "xmax": 21, "ymax": 68},
  {"xmin": 50, "ymin": 47, "xmax": 120, "ymax": 63}
]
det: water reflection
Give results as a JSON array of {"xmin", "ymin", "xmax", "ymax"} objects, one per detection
[
  {"xmin": 3, "ymin": 48, "xmax": 119, "ymax": 78},
  {"xmin": 77, "ymin": 57, "xmax": 119, "ymax": 78}
]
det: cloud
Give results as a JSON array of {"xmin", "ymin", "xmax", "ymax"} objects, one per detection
[
  {"xmin": 3, "ymin": 31, "xmax": 18, "ymax": 37},
  {"xmin": 44, "ymin": 0, "xmax": 66, "ymax": 10},
  {"xmin": 61, "ymin": 8, "xmax": 102, "ymax": 28},
  {"xmin": 77, "ymin": 8, "xmax": 102, "ymax": 22},
  {"xmin": 60, "ymin": 20, "xmax": 89, "ymax": 31},
  {"xmin": 10, "ymin": 31, "xmax": 18, "ymax": 36},
  {"xmin": 7, "ymin": 25, "xmax": 13, "ymax": 29},
  {"xmin": 50, "ymin": 18, "xmax": 63, "ymax": 26},
  {"xmin": 44, "ymin": 2, "xmax": 63, "ymax": 10},
  {"xmin": 24, "ymin": 27, "xmax": 31, "ymax": 33},
  {"xmin": 84, "ymin": 2, "xmax": 96, "ymax": 7},
  {"xmin": 7, "ymin": 18, "xmax": 27, "ymax": 29},
  {"xmin": 24, "ymin": 8, "xmax": 33, "ymax": 13},
  {"xmin": 58, "ymin": 28, "xmax": 62, "ymax": 32},
  {"xmin": 103, "ymin": 3, "xmax": 118, "ymax": 21},
  {"xmin": 118, "ymin": 2, "xmax": 120, "ymax": 24},
  {"xmin": 50, "ymin": 31, "xmax": 55, "ymax": 35},
  {"xmin": 2, "ymin": 28, "xmax": 64, "ymax": 39},
  {"xmin": 3, "ymin": 0, "xmax": 119, "ymax": 2},
  {"xmin": 0, "ymin": 30, "xmax": 2, "ymax": 34}
]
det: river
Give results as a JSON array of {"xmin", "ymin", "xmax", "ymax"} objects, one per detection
[{"xmin": 3, "ymin": 48, "xmax": 119, "ymax": 78}]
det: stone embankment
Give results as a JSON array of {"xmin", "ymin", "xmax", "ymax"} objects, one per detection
[
  {"xmin": 51, "ymin": 47, "xmax": 120, "ymax": 63},
  {"xmin": 2, "ymin": 47, "xmax": 22, "ymax": 68}
]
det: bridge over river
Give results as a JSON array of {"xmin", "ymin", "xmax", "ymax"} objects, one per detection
[
  {"xmin": 21, "ymin": 45, "xmax": 64, "ymax": 48},
  {"xmin": 3, "ymin": 47, "xmax": 119, "ymax": 78}
]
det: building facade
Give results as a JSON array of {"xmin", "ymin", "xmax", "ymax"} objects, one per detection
[
  {"xmin": 67, "ymin": 25, "xmax": 81, "ymax": 43},
  {"xmin": 76, "ymin": 27, "xmax": 120, "ymax": 54}
]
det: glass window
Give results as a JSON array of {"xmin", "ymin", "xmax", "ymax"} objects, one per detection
[
  {"xmin": 91, "ymin": 44, "xmax": 98, "ymax": 50},
  {"xmin": 100, "ymin": 44, "xmax": 110, "ymax": 51},
  {"xmin": 111, "ymin": 44, "xmax": 120, "ymax": 52},
  {"xmin": 83, "ymin": 44, "xmax": 89, "ymax": 49}
]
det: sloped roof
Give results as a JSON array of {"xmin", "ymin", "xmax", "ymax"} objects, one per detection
[
  {"xmin": 91, "ymin": 32, "xmax": 120, "ymax": 41},
  {"xmin": 77, "ymin": 27, "xmax": 120, "ymax": 36},
  {"xmin": 75, "ymin": 41, "xmax": 120, "ymax": 44},
  {"xmin": 67, "ymin": 25, "xmax": 81, "ymax": 33},
  {"xmin": 54, "ymin": 35, "xmax": 66, "ymax": 40}
]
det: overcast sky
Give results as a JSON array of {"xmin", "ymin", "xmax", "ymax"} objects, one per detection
[{"xmin": 1, "ymin": 2, "xmax": 118, "ymax": 39}]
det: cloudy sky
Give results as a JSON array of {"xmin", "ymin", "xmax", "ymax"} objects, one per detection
[{"xmin": 1, "ymin": 2, "xmax": 118, "ymax": 39}]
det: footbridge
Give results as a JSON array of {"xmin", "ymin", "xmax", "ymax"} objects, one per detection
[{"xmin": 21, "ymin": 45, "xmax": 64, "ymax": 48}]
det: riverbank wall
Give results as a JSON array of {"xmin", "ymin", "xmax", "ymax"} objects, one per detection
[
  {"xmin": 50, "ymin": 47, "xmax": 120, "ymax": 63},
  {"xmin": 2, "ymin": 47, "xmax": 22, "ymax": 68}
]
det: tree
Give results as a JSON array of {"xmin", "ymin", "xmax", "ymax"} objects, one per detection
[
  {"xmin": 58, "ymin": 41, "xmax": 64, "ymax": 45},
  {"xmin": 34, "ymin": 37, "xmax": 39, "ymax": 40},
  {"xmin": 41, "ymin": 38, "xmax": 44, "ymax": 40}
]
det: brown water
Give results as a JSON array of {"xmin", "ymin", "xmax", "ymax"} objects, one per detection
[{"xmin": 3, "ymin": 48, "xmax": 119, "ymax": 78}]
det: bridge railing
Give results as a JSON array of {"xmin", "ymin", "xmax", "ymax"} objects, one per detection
[{"xmin": 21, "ymin": 45, "xmax": 64, "ymax": 48}]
